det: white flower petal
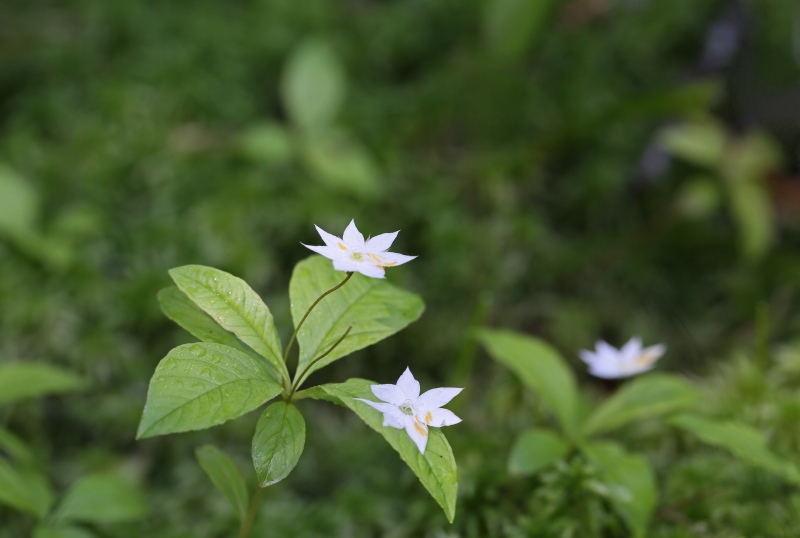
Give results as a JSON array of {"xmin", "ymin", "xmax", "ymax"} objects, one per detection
[
  {"xmin": 423, "ymin": 408, "xmax": 462, "ymax": 427},
  {"xmin": 302, "ymin": 243, "xmax": 337, "ymax": 260},
  {"xmin": 354, "ymin": 263, "xmax": 386, "ymax": 279},
  {"xmin": 621, "ymin": 337, "xmax": 643, "ymax": 360},
  {"xmin": 579, "ymin": 349, "xmax": 597, "ymax": 364},
  {"xmin": 417, "ymin": 387, "xmax": 463, "ymax": 409},
  {"xmin": 332, "ymin": 258, "xmax": 360, "ymax": 273},
  {"xmin": 354, "ymin": 398, "xmax": 396, "ymax": 413},
  {"xmin": 342, "ymin": 219, "xmax": 365, "ymax": 247},
  {"xmin": 637, "ymin": 344, "xmax": 666, "ymax": 367},
  {"xmin": 382, "ymin": 408, "xmax": 406, "ymax": 429},
  {"xmin": 314, "ymin": 225, "xmax": 343, "ymax": 248},
  {"xmin": 396, "ymin": 367, "xmax": 420, "ymax": 400},
  {"xmin": 370, "ymin": 384, "xmax": 405, "ymax": 405},
  {"xmin": 364, "ymin": 231, "xmax": 398, "ymax": 252},
  {"xmin": 404, "ymin": 414, "xmax": 428, "ymax": 454},
  {"xmin": 375, "ymin": 251, "xmax": 416, "ymax": 267},
  {"xmin": 595, "ymin": 340, "xmax": 618, "ymax": 358}
]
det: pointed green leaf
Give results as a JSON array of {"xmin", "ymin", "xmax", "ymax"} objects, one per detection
[
  {"xmin": 0, "ymin": 362, "xmax": 86, "ymax": 406},
  {"xmin": 196, "ymin": 445, "xmax": 249, "ymax": 520},
  {"xmin": 0, "ymin": 164, "xmax": 39, "ymax": 237},
  {"xmin": 670, "ymin": 413, "xmax": 800, "ymax": 484},
  {"xmin": 290, "ymin": 256, "xmax": 424, "ymax": 387},
  {"xmin": 582, "ymin": 374, "xmax": 698, "ymax": 437},
  {"xmin": 309, "ymin": 379, "xmax": 458, "ymax": 522},
  {"xmin": 484, "ymin": 0, "xmax": 560, "ymax": 59},
  {"xmin": 158, "ymin": 287, "xmax": 250, "ymax": 353},
  {"xmin": 252, "ymin": 401, "xmax": 305, "ymax": 488},
  {"xmin": 281, "ymin": 38, "xmax": 346, "ymax": 132},
  {"xmin": 508, "ymin": 428, "xmax": 569, "ymax": 476},
  {"xmin": 34, "ymin": 526, "xmax": 96, "ymax": 538},
  {"xmin": 169, "ymin": 265, "xmax": 288, "ymax": 384},
  {"xmin": 0, "ymin": 428, "xmax": 37, "ymax": 467},
  {"xmin": 583, "ymin": 441, "xmax": 656, "ymax": 538},
  {"xmin": 54, "ymin": 473, "xmax": 145, "ymax": 524},
  {"xmin": 0, "ymin": 457, "xmax": 53, "ymax": 519},
  {"xmin": 137, "ymin": 343, "xmax": 282, "ymax": 438},
  {"xmin": 478, "ymin": 329, "xmax": 580, "ymax": 435}
]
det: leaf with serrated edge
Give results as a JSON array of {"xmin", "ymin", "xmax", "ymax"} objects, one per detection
[
  {"xmin": 196, "ymin": 445, "xmax": 249, "ymax": 520},
  {"xmin": 582, "ymin": 374, "xmax": 697, "ymax": 437},
  {"xmin": 290, "ymin": 256, "xmax": 424, "ymax": 387},
  {"xmin": 478, "ymin": 329, "xmax": 580, "ymax": 436},
  {"xmin": 309, "ymin": 379, "xmax": 457, "ymax": 522},
  {"xmin": 252, "ymin": 402, "xmax": 305, "ymax": 487},
  {"xmin": 137, "ymin": 343, "xmax": 282, "ymax": 438},
  {"xmin": 169, "ymin": 265, "xmax": 288, "ymax": 383},
  {"xmin": 0, "ymin": 362, "xmax": 85, "ymax": 406}
]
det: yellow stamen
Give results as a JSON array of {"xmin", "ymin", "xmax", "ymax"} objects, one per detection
[
  {"xmin": 414, "ymin": 419, "xmax": 428, "ymax": 437},
  {"xmin": 381, "ymin": 261, "xmax": 397, "ymax": 267},
  {"xmin": 368, "ymin": 253, "xmax": 382, "ymax": 262},
  {"xmin": 425, "ymin": 412, "xmax": 433, "ymax": 425},
  {"xmin": 338, "ymin": 243, "xmax": 347, "ymax": 250}
]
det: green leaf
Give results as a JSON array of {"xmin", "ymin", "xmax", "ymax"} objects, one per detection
[
  {"xmin": 281, "ymin": 38, "xmax": 346, "ymax": 132},
  {"xmin": 674, "ymin": 177, "xmax": 721, "ymax": 219},
  {"xmin": 158, "ymin": 287, "xmax": 249, "ymax": 352},
  {"xmin": 484, "ymin": 0, "xmax": 559, "ymax": 58},
  {"xmin": 252, "ymin": 401, "xmax": 306, "ymax": 488},
  {"xmin": 670, "ymin": 413, "xmax": 800, "ymax": 484},
  {"xmin": 169, "ymin": 265, "xmax": 288, "ymax": 384},
  {"xmin": 290, "ymin": 256, "xmax": 424, "ymax": 387},
  {"xmin": 33, "ymin": 526, "xmax": 96, "ymax": 538},
  {"xmin": 0, "ymin": 457, "xmax": 53, "ymax": 519},
  {"xmin": 302, "ymin": 130, "xmax": 381, "ymax": 198},
  {"xmin": 478, "ymin": 329, "xmax": 580, "ymax": 435},
  {"xmin": 582, "ymin": 374, "xmax": 698, "ymax": 437},
  {"xmin": 309, "ymin": 379, "xmax": 458, "ymax": 522},
  {"xmin": 54, "ymin": 473, "xmax": 145, "ymax": 524},
  {"xmin": 0, "ymin": 164, "xmax": 39, "ymax": 237},
  {"xmin": 0, "ymin": 362, "xmax": 86, "ymax": 406},
  {"xmin": 137, "ymin": 343, "xmax": 283, "ymax": 438},
  {"xmin": 658, "ymin": 120, "xmax": 727, "ymax": 169},
  {"xmin": 196, "ymin": 445, "xmax": 249, "ymax": 520},
  {"xmin": 508, "ymin": 428, "xmax": 569, "ymax": 476},
  {"xmin": 728, "ymin": 178, "xmax": 774, "ymax": 261},
  {"xmin": 237, "ymin": 122, "xmax": 294, "ymax": 165},
  {"xmin": 583, "ymin": 441, "xmax": 656, "ymax": 538},
  {"xmin": 0, "ymin": 428, "xmax": 37, "ymax": 467}
]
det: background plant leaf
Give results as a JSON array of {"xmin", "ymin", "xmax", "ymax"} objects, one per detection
[
  {"xmin": 670, "ymin": 413, "xmax": 800, "ymax": 484},
  {"xmin": 0, "ymin": 457, "xmax": 53, "ymax": 519},
  {"xmin": 478, "ymin": 329, "xmax": 580, "ymax": 435},
  {"xmin": 582, "ymin": 374, "xmax": 698, "ymax": 437},
  {"xmin": 508, "ymin": 428, "xmax": 569, "ymax": 476},
  {"xmin": 137, "ymin": 343, "xmax": 282, "ymax": 438},
  {"xmin": 0, "ymin": 362, "xmax": 86, "ymax": 406},
  {"xmin": 583, "ymin": 441, "xmax": 657, "ymax": 538},
  {"xmin": 252, "ymin": 401, "xmax": 306, "ymax": 488},
  {"xmin": 33, "ymin": 526, "xmax": 96, "ymax": 538},
  {"xmin": 195, "ymin": 445, "xmax": 250, "ymax": 521},
  {"xmin": 289, "ymin": 256, "xmax": 424, "ymax": 387},
  {"xmin": 309, "ymin": 379, "xmax": 458, "ymax": 523},
  {"xmin": 169, "ymin": 265, "xmax": 288, "ymax": 384},
  {"xmin": 54, "ymin": 472, "xmax": 146, "ymax": 524}
]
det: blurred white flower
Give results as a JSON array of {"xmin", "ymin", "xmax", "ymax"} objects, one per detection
[
  {"xmin": 356, "ymin": 367, "xmax": 462, "ymax": 454},
  {"xmin": 302, "ymin": 219, "xmax": 416, "ymax": 279},
  {"xmin": 580, "ymin": 337, "xmax": 666, "ymax": 379}
]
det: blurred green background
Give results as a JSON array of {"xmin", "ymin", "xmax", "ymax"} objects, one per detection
[{"xmin": 2, "ymin": 0, "xmax": 800, "ymax": 536}]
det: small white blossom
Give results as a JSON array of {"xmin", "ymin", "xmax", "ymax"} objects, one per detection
[
  {"xmin": 579, "ymin": 337, "xmax": 666, "ymax": 379},
  {"xmin": 356, "ymin": 368, "xmax": 462, "ymax": 454},
  {"xmin": 302, "ymin": 219, "xmax": 416, "ymax": 279}
]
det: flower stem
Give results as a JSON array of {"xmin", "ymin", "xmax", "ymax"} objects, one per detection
[
  {"xmin": 238, "ymin": 487, "xmax": 263, "ymax": 538},
  {"xmin": 289, "ymin": 326, "xmax": 352, "ymax": 397},
  {"xmin": 282, "ymin": 271, "xmax": 353, "ymax": 369}
]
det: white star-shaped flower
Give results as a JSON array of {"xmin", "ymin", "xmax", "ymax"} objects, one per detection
[
  {"xmin": 302, "ymin": 219, "xmax": 416, "ymax": 279},
  {"xmin": 579, "ymin": 337, "xmax": 666, "ymax": 379},
  {"xmin": 356, "ymin": 368, "xmax": 462, "ymax": 454}
]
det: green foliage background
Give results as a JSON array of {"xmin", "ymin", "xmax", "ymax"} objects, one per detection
[{"xmin": 2, "ymin": 0, "xmax": 800, "ymax": 536}]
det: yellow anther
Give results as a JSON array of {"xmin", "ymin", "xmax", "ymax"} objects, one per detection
[
  {"xmin": 414, "ymin": 418, "xmax": 428, "ymax": 437},
  {"xmin": 425, "ymin": 412, "xmax": 433, "ymax": 425},
  {"xmin": 338, "ymin": 243, "xmax": 348, "ymax": 250}
]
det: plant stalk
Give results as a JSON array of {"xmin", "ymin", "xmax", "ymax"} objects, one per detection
[
  {"xmin": 289, "ymin": 326, "xmax": 353, "ymax": 397},
  {"xmin": 239, "ymin": 487, "xmax": 263, "ymax": 538}
]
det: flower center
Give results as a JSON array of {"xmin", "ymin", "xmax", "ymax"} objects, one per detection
[
  {"xmin": 399, "ymin": 400, "xmax": 415, "ymax": 415},
  {"xmin": 351, "ymin": 252, "xmax": 364, "ymax": 261}
]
